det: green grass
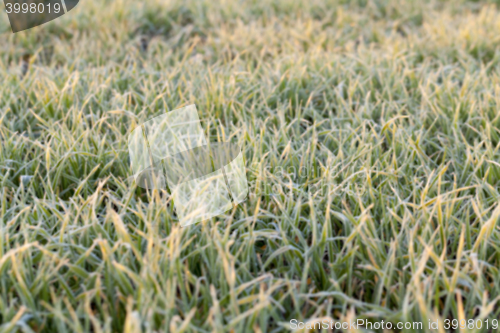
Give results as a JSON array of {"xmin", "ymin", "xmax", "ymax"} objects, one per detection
[{"xmin": 1, "ymin": 0, "xmax": 500, "ymax": 331}]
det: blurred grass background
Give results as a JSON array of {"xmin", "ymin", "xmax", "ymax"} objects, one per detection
[{"xmin": 1, "ymin": 0, "xmax": 500, "ymax": 331}]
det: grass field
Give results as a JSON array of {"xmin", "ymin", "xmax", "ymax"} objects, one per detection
[{"xmin": 1, "ymin": 0, "xmax": 500, "ymax": 331}]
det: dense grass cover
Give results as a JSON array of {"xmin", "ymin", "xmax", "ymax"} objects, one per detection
[{"xmin": 1, "ymin": 0, "xmax": 500, "ymax": 331}]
